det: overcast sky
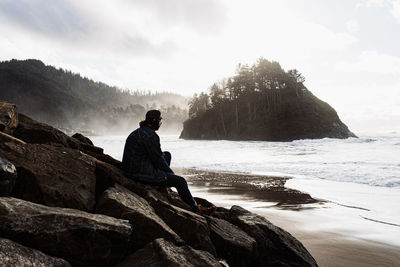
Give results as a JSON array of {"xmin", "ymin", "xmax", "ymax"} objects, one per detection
[{"xmin": 1, "ymin": 0, "xmax": 399, "ymax": 133}]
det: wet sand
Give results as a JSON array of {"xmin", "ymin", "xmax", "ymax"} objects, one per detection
[{"xmin": 177, "ymin": 169, "xmax": 400, "ymax": 267}]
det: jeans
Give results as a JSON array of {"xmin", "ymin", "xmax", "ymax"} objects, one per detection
[{"xmin": 143, "ymin": 151, "xmax": 197, "ymax": 207}]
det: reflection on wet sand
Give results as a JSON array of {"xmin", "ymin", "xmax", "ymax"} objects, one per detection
[{"xmin": 178, "ymin": 168, "xmax": 324, "ymax": 210}]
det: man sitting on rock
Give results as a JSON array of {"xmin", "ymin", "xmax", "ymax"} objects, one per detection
[{"xmin": 122, "ymin": 110, "xmax": 214, "ymax": 215}]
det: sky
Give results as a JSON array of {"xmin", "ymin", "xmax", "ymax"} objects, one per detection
[{"xmin": 1, "ymin": 0, "xmax": 400, "ymax": 133}]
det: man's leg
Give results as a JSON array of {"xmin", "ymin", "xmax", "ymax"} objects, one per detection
[{"xmin": 163, "ymin": 173, "xmax": 197, "ymax": 207}]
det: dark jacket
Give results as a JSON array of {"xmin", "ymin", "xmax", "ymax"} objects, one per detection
[{"xmin": 122, "ymin": 125, "xmax": 173, "ymax": 182}]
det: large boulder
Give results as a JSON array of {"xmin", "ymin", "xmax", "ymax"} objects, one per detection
[
  {"xmin": 117, "ymin": 238, "xmax": 223, "ymax": 267},
  {"xmin": 229, "ymin": 206, "xmax": 318, "ymax": 267},
  {"xmin": 0, "ymin": 238, "xmax": 71, "ymax": 267},
  {"xmin": 72, "ymin": 132, "xmax": 94, "ymax": 145},
  {"xmin": 0, "ymin": 197, "xmax": 132, "ymax": 266},
  {"xmin": 94, "ymin": 160, "xmax": 151, "ymax": 199},
  {"xmin": 151, "ymin": 199, "xmax": 216, "ymax": 255},
  {"xmin": 0, "ymin": 139, "xmax": 97, "ymax": 211},
  {"xmin": 0, "ymin": 157, "xmax": 17, "ymax": 196},
  {"xmin": 207, "ymin": 216, "xmax": 257, "ymax": 267},
  {"xmin": 96, "ymin": 184, "xmax": 183, "ymax": 250},
  {"xmin": 13, "ymin": 113, "xmax": 82, "ymax": 148},
  {"xmin": 13, "ymin": 114, "xmax": 111, "ymax": 161},
  {"xmin": 0, "ymin": 100, "xmax": 18, "ymax": 134}
]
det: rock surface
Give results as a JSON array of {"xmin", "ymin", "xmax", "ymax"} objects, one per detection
[
  {"xmin": 207, "ymin": 216, "xmax": 257, "ymax": 267},
  {"xmin": 0, "ymin": 197, "xmax": 132, "ymax": 266},
  {"xmin": 151, "ymin": 199, "xmax": 217, "ymax": 255},
  {"xmin": 0, "ymin": 157, "xmax": 17, "ymax": 196},
  {"xmin": 14, "ymin": 113, "xmax": 105, "ymax": 155},
  {"xmin": 0, "ymin": 140, "xmax": 97, "ymax": 211},
  {"xmin": 117, "ymin": 238, "xmax": 222, "ymax": 267},
  {"xmin": 0, "ymin": 100, "xmax": 18, "ymax": 134},
  {"xmin": 96, "ymin": 184, "xmax": 182, "ymax": 249},
  {"xmin": 72, "ymin": 132, "xmax": 94, "ymax": 145},
  {"xmin": 0, "ymin": 238, "xmax": 71, "ymax": 267},
  {"xmin": 228, "ymin": 205, "xmax": 318, "ymax": 267}
]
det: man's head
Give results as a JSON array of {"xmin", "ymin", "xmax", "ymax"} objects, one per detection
[{"xmin": 141, "ymin": 109, "xmax": 162, "ymax": 130}]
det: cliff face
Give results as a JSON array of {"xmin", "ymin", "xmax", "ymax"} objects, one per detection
[
  {"xmin": 0, "ymin": 99, "xmax": 318, "ymax": 266},
  {"xmin": 181, "ymin": 89, "xmax": 356, "ymax": 141}
]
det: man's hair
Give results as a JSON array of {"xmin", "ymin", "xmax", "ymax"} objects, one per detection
[{"xmin": 140, "ymin": 110, "xmax": 162, "ymax": 129}]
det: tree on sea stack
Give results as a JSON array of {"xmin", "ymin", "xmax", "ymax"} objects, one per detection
[{"xmin": 181, "ymin": 57, "xmax": 356, "ymax": 141}]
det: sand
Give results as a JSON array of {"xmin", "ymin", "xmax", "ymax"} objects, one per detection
[{"xmin": 177, "ymin": 169, "xmax": 400, "ymax": 267}]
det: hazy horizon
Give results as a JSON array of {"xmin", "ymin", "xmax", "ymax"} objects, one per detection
[{"xmin": 1, "ymin": 0, "xmax": 399, "ymax": 134}]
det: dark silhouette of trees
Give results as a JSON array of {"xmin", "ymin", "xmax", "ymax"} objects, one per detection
[{"xmin": 185, "ymin": 57, "xmax": 308, "ymax": 137}]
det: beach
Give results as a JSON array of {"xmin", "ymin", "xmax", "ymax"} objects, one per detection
[{"xmin": 178, "ymin": 169, "xmax": 400, "ymax": 267}]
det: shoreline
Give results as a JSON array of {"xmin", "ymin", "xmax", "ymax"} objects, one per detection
[{"xmin": 178, "ymin": 168, "xmax": 400, "ymax": 267}]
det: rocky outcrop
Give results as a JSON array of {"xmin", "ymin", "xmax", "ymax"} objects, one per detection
[
  {"xmin": 0, "ymin": 101, "xmax": 18, "ymax": 134},
  {"xmin": 0, "ymin": 238, "xmax": 71, "ymax": 267},
  {"xmin": 180, "ymin": 89, "xmax": 356, "ymax": 141},
  {"xmin": 151, "ymin": 199, "xmax": 217, "ymax": 255},
  {"xmin": 0, "ymin": 141, "xmax": 97, "ymax": 211},
  {"xmin": 72, "ymin": 132, "xmax": 94, "ymax": 145},
  {"xmin": 117, "ymin": 238, "xmax": 223, "ymax": 267},
  {"xmin": 228, "ymin": 205, "xmax": 318, "ymax": 267},
  {"xmin": 0, "ymin": 99, "xmax": 318, "ymax": 266},
  {"xmin": 207, "ymin": 216, "xmax": 257, "ymax": 267},
  {"xmin": 0, "ymin": 197, "xmax": 132, "ymax": 266},
  {"xmin": 14, "ymin": 113, "xmax": 105, "ymax": 155},
  {"xmin": 0, "ymin": 157, "xmax": 17, "ymax": 196},
  {"xmin": 96, "ymin": 184, "xmax": 183, "ymax": 250}
]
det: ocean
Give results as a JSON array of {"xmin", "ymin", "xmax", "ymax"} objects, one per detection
[{"xmin": 91, "ymin": 133, "xmax": 400, "ymax": 245}]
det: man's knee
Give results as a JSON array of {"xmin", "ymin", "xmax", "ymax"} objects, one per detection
[{"xmin": 167, "ymin": 174, "xmax": 187, "ymax": 187}]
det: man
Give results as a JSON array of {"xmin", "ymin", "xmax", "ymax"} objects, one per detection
[{"xmin": 122, "ymin": 110, "xmax": 214, "ymax": 215}]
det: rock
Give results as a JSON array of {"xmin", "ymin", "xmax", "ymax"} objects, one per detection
[
  {"xmin": 180, "ymin": 88, "xmax": 356, "ymax": 141},
  {"xmin": 211, "ymin": 207, "xmax": 231, "ymax": 221},
  {"xmin": 0, "ymin": 139, "xmax": 97, "ymax": 211},
  {"xmin": 0, "ymin": 130, "xmax": 26, "ymax": 145},
  {"xmin": 0, "ymin": 197, "xmax": 132, "ymax": 266},
  {"xmin": 117, "ymin": 238, "xmax": 223, "ymax": 267},
  {"xmin": 72, "ymin": 132, "xmax": 94, "ymax": 146},
  {"xmin": 96, "ymin": 184, "xmax": 183, "ymax": 250},
  {"xmin": 151, "ymin": 199, "xmax": 216, "ymax": 255},
  {"xmin": 0, "ymin": 100, "xmax": 18, "ymax": 134},
  {"xmin": 14, "ymin": 113, "xmax": 82, "ymax": 148},
  {"xmin": 0, "ymin": 157, "xmax": 17, "ymax": 196},
  {"xmin": 207, "ymin": 216, "xmax": 257, "ymax": 267},
  {"xmin": 94, "ymin": 160, "xmax": 149, "ymax": 198},
  {"xmin": 87, "ymin": 149, "xmax": 122, "ymax": 168},
  {"xmin": 0, "ymin": 238, "xmax": 71, "ymax": 267},
  {"xmin": 14, "ymin": 113, "xmax": 106, "ymax": 156},
  {"xmin": 229, "ymin": 206, "xmax": 318, "ymax": 267}
]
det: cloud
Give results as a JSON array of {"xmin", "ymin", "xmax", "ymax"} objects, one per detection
[
  {"xmin": 391, "ymin": 0, "xmax": 400, "ymax": 23},
  {"xmin": 357, "ymin": 0, "xmax": 400, "ymax": 23},
  {"xmin": 335, "ymin": 50, "xmax": 400, "ymax": 74},
  {"xmin": 346, "ymin": 19, "xmax": 360, "ymax": 33},
  {"xmin": 357, "ymin": 0, "xmax": 386, "ymax": 8},
  {"xmin": 124, "ymin": 0, "xmax": 227, "ymax": 34},
  {"xmin": 0, "ymin": 0, "xmax": 89, "ymax": 39}
]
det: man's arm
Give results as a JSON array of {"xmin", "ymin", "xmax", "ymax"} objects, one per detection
[{"xmin": 143, "ymin": 133, "xmax": 174, "ymax": 173}]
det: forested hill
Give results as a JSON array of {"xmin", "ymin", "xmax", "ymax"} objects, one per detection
[
  {"xmin": 0, "ymin": 59, "xmax": 187, "ymax": 133},
  {"xmin": 180, "ymin": 58, "xmax": 356, "ymax": 141}
]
